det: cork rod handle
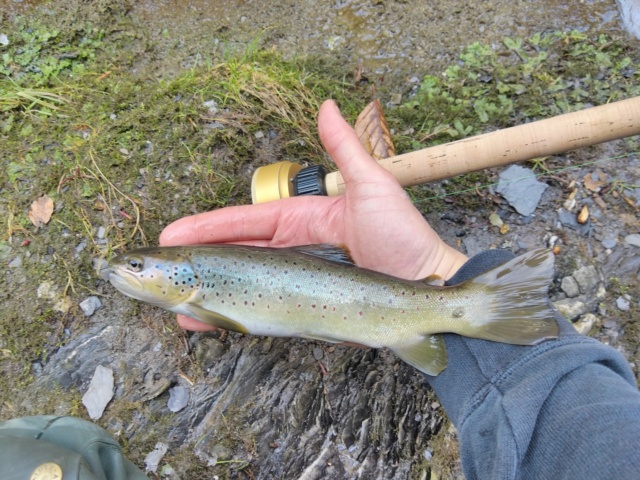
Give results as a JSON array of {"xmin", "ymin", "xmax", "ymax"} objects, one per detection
[{"xmin": 324, "ymin": 96, "xmax": 640, "ymax": 196}]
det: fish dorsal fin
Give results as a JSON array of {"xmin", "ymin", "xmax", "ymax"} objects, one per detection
[
  {"xmin": 288, "ymin": 244, "xmax": 356, "ymax": 266},
  {"xmin": 390, "ymin": 335, "xmax": 447, "ymax": 376},
  {"xmin": 182, "ymin": 304, "xmax": 249, "ymax": 334},
  {"xmin": 422, "ymin": 274, "xmax": 445, "ymax": 287}
]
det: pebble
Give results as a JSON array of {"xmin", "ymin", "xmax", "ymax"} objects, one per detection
[
  {"xmin": 624, "ymin": 234, "xmax": 640, "ymax": 247},
  {"xmin": 97, "ymin": 226, "xmax": 106, "ymax": 239},
  {"xmin": 8, "ymin": 256, "xmax": 22, "ymax": 268},
  {"xmin": 312, "ymin": 347, "xmax": 324, "ymax": 360},
  {"xmin": 82, "ymin": 365, "xmax": 114, "ymax": 420},
  {"xmin": 194, "ymin": 338, "xmax": 226, "ymax": 370},
  {"xmin": 616, "ymin": 295, "xmax": 631, "ymax": 311},
  {"xmin": 145, "ymin": 442, "xmax": 169, "ymax": 473},
  {"xmin": 167, "ymin": 386, "xmax": 189, "ymax": 412},
  {"xmin": 601, "ymin": 238, "xmax": 617, "ymax": 249},
  {"xmin": 574, "ymin": 313, "xmax": 597, "ymax": 335},
  {"xmin": 560, "ymin": 276, "xmax": 580, "ymax": 298},
  {"xmin": 79, "ymin": 296, "xmax": 102, "ymax": 316},
  {"xmin": 0, "ymin": 33, "xmax": 8, "ymax": 46},
  {"xmin": 572, "ymin": 265, "xmax": 599, "ymax": 294},
  {"xmin": 203, "ymin": 99, "xmax": 218, "ymax": 114},
  {"xmin": 553, "ymin": 298, "xmax": 587, "ymax": 321}
]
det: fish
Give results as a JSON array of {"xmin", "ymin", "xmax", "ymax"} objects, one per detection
[{"xmin": 105, "ymin": 245, "xmax": 559, "ymax": 376}]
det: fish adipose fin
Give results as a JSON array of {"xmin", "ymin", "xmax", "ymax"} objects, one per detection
[
  {"xmin": 182, "ymin": 304, "xmax": 249, "ymax": 334},
  {"xmin": 390, "ymin": 335, "xmax": 447, "ymax": 376},
  {"xmin": 464, "ymin": 248, "xmax": 559, "ymax": 345}
]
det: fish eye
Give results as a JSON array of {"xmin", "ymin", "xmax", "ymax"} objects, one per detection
[{"xmin": 128, "ymin": 258, "xmax": 144, "ymax": 272}]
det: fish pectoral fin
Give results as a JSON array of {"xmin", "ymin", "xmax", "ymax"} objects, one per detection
[
  {"xmin": 288, "ymin": 244, "xmax": 356, "ymax": 267},
  {"xmin": 390, "ymin": 335, "xmax": 447, "ymax": 376},
  {"xmin": 182, "ymin": 304, "xmax": 249, "ymax": 334}
]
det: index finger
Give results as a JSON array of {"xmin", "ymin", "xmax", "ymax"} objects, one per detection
[{"xmin": 159, "ymin": 201, "xmax": 285, "ymax": 246}]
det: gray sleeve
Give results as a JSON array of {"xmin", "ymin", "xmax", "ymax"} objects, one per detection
[{"xmin": 425, "ymin": 250, "xmax": 640, "ymax": 479}]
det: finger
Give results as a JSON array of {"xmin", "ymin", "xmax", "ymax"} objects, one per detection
[
  {"xmin": 318, "ymin": 100, "xmax": 397, "ymax": 187},
  {"xmin": 159, "ymin": 202, "xmax": 284, "ymax": 246},
  {"xmin": 177, "ymin": 314, "xmax": 221, "ymax": 332}
]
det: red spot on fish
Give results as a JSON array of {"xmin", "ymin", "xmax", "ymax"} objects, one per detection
[{"xmin": 358, "ymin": 311, "xmax": 363, "ymax": 316}]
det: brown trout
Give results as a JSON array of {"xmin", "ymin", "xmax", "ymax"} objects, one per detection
[{"xmin": 105, "ymin": 245, "xmax": 558, "ymax": 375}]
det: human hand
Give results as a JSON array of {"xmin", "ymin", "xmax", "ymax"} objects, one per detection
[{"xmin": 159, "ymin": 100, "xmax": 468, "ymax": 331}]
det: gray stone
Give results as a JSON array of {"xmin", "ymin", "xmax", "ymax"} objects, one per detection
[
  {"xmin": 553, "ymin": 298, "xmax": 588, "ymax": 321},
  {"xmin": 556, "ymin": 208, "xmax": 592, "ymax": 235},
  {"xmin": 79, "ymin": 296, "xmax": 102, "ymax": 316},
  {"xmin": 617, "ymin": 0, "xmax": 640, "ymax": 39},
  {"xmin": 624, "ymin": 234, "xmax": 640, "ymax": 247},
  {"xmin": 573, "ymin": 265, "xmax": 600, "ymax": 294},
  {"xmin": 0, "ymin": 33, "xmax": 8, "ymax": 46},
  {"xmin": 616, "ymin": 295, "xmax": 631, "ymax": 311},
  {"xmin": 496, "ymin": 165, "xmax": 548, "ymax": 216},
  {"xmin": 97, "ymin": 226, "xmax": 107, "ymax": 239},
  {"xmin": 82, "ymin": 365, "xmax": 114, "ymax": 420},
  {"xmin": 560, "ymin": 276, "xmax": 580, "ymax": 298},
  {"xmin": 144, "ymin": 442, "xmax": 169, "ymax": 473},
  {"xmin": 167, "ymin": 386, "xmax": 189, "ymax": 412},
  {"xmin": 601, "ymin": 238, "xmax": 617, "ymax": 249},
  {"xmin": 574, "ymin": 313, "xmax": 597, "ymax": 335},
  {"xmin": 8, "ymin": 256, "xmax": 22, "ymax": 268}
]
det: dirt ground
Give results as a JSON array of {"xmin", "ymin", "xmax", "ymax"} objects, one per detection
[{"xmin": 1, "ymin": 1, "xmax": 639, "ymax": 479}]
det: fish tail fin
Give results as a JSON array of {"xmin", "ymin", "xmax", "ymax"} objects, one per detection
[
  {"xmin": 464, "ymin": 249, "xmax": 559, "ymax": 345},
  {"xmin": 390, "ymin": 335, "xmax": 447, "ymax": 376}
]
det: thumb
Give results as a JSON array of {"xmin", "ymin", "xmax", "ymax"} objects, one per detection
[{"xmin": 317, "ymin": 100, "xmax": 398, "ymax": 189}]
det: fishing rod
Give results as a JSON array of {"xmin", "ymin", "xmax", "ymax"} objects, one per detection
[{"xmin": 251, "ymin": 95, "xmax": 640, "ymax": 204}]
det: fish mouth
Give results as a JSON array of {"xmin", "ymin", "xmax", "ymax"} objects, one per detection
[{"xmin": 106, "ymin": 267, "xmax": 145, "ymax": 297}]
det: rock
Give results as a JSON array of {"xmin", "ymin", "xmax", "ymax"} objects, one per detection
[
  {"xmin": 145, "ymin": 442, "xmax": 169, "ymax": 473},
  {"xmin": 54, "ymin": 296, "xmax": 74, "ymax": 314},
  {"xmin": 0, "ymin": 33, "xmax": 8, "ymax": 46},
  {"xmin": 553, "ymin": 298, "xmax": 588, "ymax": 321},
  {"xmin": 79, "ymin": 296, "xmax": 102, "ymax": 316},
  {"xmin": 97, "ymin": 226, "xmax": 107, "ymax": 239},
  {"xmin": 601, "ymin": 238, "xmax": 617, "ymax": 249},
  {"xmin": 572, "ymin": 265, "xmax": 600, "ymax": 294},
  {"xmin": 617, "ymin": 0, "xmax": 640, "ymax": 39},
  {"xmin": 560, "ymin": 276, "xmax": 580, "ymax": 298},
  {"xmin": 194, "ymin": 338, "xmax": 226, "ymax": 370},
  {"xmin": 616, "ymin": 295, "xmax": 631, "ymax": 311},
  {"xmin": 82, "ymin": 365, "xmax": 115, "ymax": 420},
  {"xmin": 557, "ymin": 208, "xmax": 591, "ymax": 235},
  {"xmin": 624, "ymin": 234, "xmax": 640, "ymax": 247},
  {"xmin": 8, "ymin": 256, "xmax": 22, "ymax": 268},
  {"xmin": 37, "ymin": 281, "xmax": 58, "ymax": 299},
  {"xmin": 203, "ymin": 99, "xmax": 218, "ymax": 114},
  {"xmin": 574, "ymin": 313, "xmax": 597, "ymax": 335},
  {"xmin": 496, "ymin": 165, "xmax": 548, "ymax": 216},
  {"xmin": 167, "ymin": 386, "xmax": 189, "ymax": 412}
]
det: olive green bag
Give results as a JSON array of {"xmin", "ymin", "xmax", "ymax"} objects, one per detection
[{"xmin": 0, "ymin": 416, "xmax": 147, "ymax": 480}]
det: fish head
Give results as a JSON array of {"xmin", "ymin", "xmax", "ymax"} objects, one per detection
[{"xmin": 107, "ymin": 247, "xmax": 199, "ymax": 308}]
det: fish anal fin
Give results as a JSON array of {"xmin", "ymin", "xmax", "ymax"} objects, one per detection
[
  {"xmin": 390, "ymin": 335, "xmax": 447, "ymax": 376},
  {"xmin": 183, "ymin": 304, "xmax": 249, "ymax": 334},
  {"xmin": 288, "ymin": 244, "xmax": 355, "ymax": 266}
]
